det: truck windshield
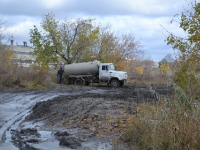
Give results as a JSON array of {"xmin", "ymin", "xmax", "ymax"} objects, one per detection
[{"xmin": 109, "ymin": 64, "xmax": 115, "ymax": 71}]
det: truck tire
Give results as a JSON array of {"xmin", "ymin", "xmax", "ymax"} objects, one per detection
[
  {"xmin": 110, "ymin": 79, "xmax": 120, "ymax": 88},
  {"xmin": 74, "ymin": 78, "xmax": 83, "ymax": 85}
]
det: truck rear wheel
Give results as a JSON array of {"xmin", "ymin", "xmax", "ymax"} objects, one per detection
[
  {"xmin": 74, "ymin": 78, "xmax": 83, "ymax": 85},
  {"xmin": 110, "ymin": 79, "xmax": 120, "ymax": 88}
]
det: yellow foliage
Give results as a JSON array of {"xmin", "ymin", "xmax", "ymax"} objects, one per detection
[
  {"xmin": 159, "ymin": 63, "xmax": 171, "ymax": 75},
  {"xmin": 136, "ymin": 106, "xmax": 140, "ymax": 113},
  {"xmin": 5, "ymin": 50, "xmax": 13, "ymax": 62},
  {"xmin": 2, "ymin": 50, "xmax": 14, "ymax": 67},
  {"xmin": 35, "ymin": 69, "xmax": 40, "ymax": 75},
  {"xmin": 135, "ymin": 66, "xmax": 143, "ymax": 74}
]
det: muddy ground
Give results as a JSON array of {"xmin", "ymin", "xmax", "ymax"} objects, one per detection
[{"xmin": 0, "ymin": 84, "xmax": 173, "ymax": 150}]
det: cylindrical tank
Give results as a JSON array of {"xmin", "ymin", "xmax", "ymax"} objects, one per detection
[{"xmin": 64, "ymin": 60, "xmax": 100, "ymax": 76}]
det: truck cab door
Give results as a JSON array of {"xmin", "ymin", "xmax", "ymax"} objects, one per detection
[{"xmin": 99, "ymin": 65, "xmax": 110, "ymax": 82}]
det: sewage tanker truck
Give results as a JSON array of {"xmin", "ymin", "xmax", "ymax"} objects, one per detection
[{"xmin": 64, "ymin": 60, "xmax": 127, "ymax": 87}]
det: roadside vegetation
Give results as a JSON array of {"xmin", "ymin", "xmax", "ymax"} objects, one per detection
[
  {"xmin": 119, "ymin": 1, "xmax": 200, "ymax": 149},
  {"xmin": 0, "ymin": 32, "xmax": 53, "ymax": 90},
  {"xmin": 0, "ymin": 59, "xmax": 53, "ymax": 90}
]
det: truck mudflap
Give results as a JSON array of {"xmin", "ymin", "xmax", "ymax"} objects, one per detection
[{"xmin": 120, "ymin": 79, "xmax": 129, "ymax": 87}]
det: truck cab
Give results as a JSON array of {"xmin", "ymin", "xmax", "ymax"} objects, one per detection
[{"xmin": 99, "ymin": 63, "xmax": 128, "ymax": 87}]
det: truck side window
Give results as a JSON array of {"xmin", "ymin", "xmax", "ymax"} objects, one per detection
[
  {"xmin": 102, "ymin": 65, "xmax": 108, "ymax": 71},
  {"xmin": 102, "ymin": 65, "xmax": 106, "ymax": 70}
]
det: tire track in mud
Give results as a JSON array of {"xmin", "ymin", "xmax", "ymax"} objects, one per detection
[
  {"xmin": 0, "ymin": 86, "xmax": 107, "ymax": 150},
  {"xmin": 0, "ymin": 90, "xmax": 62, "ymax": 149}
]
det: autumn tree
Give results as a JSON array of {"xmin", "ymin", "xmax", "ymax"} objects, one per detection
[
  {"xmin": 158, "ymin": 54, "xmax": 174, "ymax": 67},
  {"xmin": 30, "ymin": 13, "xmax": 99, "ymax": 67},
  {"xmin": 158, "ymin": 54, "xmax": 174, "ymax": 76},
  {"xmin": 0, "ymin": 17, "xmax": 16, "ymax": 88},
  {"xmin": 166, "ymin": 1, "xmax": 200, "ymax": 99},
  {"xmin": 96, "ymin": 29, "xmax": 141, "ymax": 70},
  {"xmin": 0, "ymin": 17, "xmax": 8, "ymax": 67},
  {"xmin": 30, "ymin": 13, "xmax": 142, "ymax": 70},
  {"xmin": 60, "ymin": 18, "xmax": 100, "ymax": 63},
  {"xmin": 126, "ymin": 51, "xmax": 154, "ymax": 81}
]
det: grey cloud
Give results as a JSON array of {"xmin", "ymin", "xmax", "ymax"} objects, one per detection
[
  {"xmin": 0, "ymin": 1, "xmax": 43, "ymax": 16},
  {"xmin": 62, "ymin": 0, "xmax": 187, "ymax": 17},
  {"xmin": 0, "ymin": 0, "xmax": 187, "ymax": 18}
]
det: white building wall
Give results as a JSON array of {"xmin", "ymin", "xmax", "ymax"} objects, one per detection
[{"xmin": 9, "ymin": 45, "xmax": 35, "ymax": 67}]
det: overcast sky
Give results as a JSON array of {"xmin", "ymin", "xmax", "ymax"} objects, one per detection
[{"xmin": 0, "ymin": 0, "xmax": 191, "ymax": 62}]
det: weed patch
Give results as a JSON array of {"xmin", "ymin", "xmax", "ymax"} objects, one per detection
[{"xmin": 122, "ymin": 83, "xmax": 200, "ymax": 149}]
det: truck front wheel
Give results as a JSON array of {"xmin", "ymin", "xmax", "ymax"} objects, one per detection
[
  {"xmin": 110, "ymin": 79, "xmax": 120, "ymax": 88},
  {"xmin": 74, "ymin": 78, "xmax": 83, "ymax": 85}
]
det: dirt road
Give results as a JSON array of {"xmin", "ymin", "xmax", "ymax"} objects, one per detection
[{"xmin": 0, "ymin": 85, "xmax": 172, "ymax": 150}]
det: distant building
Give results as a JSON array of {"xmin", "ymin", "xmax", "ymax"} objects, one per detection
[
  {"xmin": 8, "ymin": 40, "xmax": 35, "ymax": 67},
  {"xmin": 154, "ymin": 62, "xmax": 159, "ymax": 68}
]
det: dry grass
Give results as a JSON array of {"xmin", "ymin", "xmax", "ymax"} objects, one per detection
[
  {"xmin": 128, "ymin": 75, "xmax": 170, "ymax": 87},
  {"xmin": 122, "ymin": 83, "xmax": 200, "ymax": 150},
  {"xmin": 0, "ymin": 64, "xmax": 54, "ymax": 90},
  {"xmin": 0, "ymin": 45, "xmax": 55, "ymax": 90},
  {"xmin": 16, "ymin": 65, "xmax": 54, "ymax": 89}
]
